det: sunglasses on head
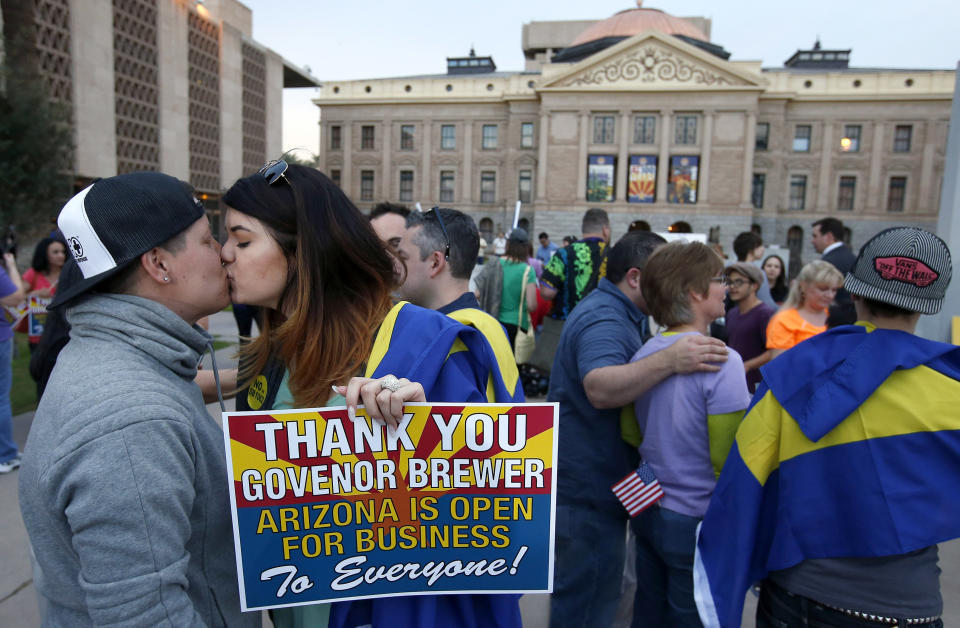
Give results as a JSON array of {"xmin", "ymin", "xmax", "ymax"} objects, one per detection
[
  {"xmin": 425, "ymin": 206, "xmax": 450, "ymax": 260},
  {"xmin": 259, "ymin": 159, "xmax": 290, "ymax": 186}
]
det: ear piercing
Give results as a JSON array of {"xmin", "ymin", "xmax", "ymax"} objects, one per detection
[{"xmin": 163, "ymin": 276, "xmax": 170, "ymax": 282}]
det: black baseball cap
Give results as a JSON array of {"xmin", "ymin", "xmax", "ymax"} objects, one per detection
[{"xmin": 51, "ymin": 172, "xmax": 205, "ymax": 308}]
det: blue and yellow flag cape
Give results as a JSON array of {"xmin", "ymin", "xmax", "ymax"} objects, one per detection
[
  {"xmin": 446, "ymin": 307, "xmax": 523, "ymax": 403},
  {"xmin": 333, "ymin": 301, "xmax": 522, "ymax": 628},
  {"xmin": 694, "ymin": 323, "xmax": 960, "ymax": 627}
]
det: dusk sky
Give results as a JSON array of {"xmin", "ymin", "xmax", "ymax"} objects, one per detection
[{"xmin": 238, "ymin": 0, "xmax": 960, "ymax": 157}]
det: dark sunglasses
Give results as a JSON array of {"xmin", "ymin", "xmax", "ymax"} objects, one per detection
[
  {"xmin": 425, "ymin": 206, "xmax": 450, "ymax": 260},
  {"xmin": 259, "ymin": 159, "xmax": 290, "ymax": 186}
]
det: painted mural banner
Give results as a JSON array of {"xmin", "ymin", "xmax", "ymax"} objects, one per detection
[
  {"xmin": 668, "ymin": 155, "xmax": 699, "ymax": 204},
  {"xmin": 628, "ymin": 155, "xmax": 657, "ymax": 203},
  {"xmin": 223, "ymin": 402, "xmax": 558, "ymax": 611},
  {"xmin": 586, "ymin": 155, "xmax": 616, "ymax": 202}
]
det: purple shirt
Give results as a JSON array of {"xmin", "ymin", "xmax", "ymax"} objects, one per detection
[
  {"xmin": 725, "ymin": 302, "xmax": 776, "ymax": 392},
  {"xmin": 631, "ymin": 332, "xmax": 750, "ymax": 518},
  {"xmin": 0, "ymin": 267, "xmax": 17, "ymax": 342}
]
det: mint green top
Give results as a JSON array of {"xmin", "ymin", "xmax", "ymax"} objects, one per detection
[
  {"xmin": 273, "ymin": 371, "xmax": 345, "ymax": 410},
  {"xmin": 497, "ymin": 259, "xmax": 535, "ymax": 331}
]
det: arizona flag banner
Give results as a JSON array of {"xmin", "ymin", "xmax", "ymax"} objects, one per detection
[{"xmin": 223, "ymin": 402, "xmax": 558, "ymax": 611}]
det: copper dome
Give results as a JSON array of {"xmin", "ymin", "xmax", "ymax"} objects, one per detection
[{"xmin": 569, "ymin": 4, "xmax": 708, "ymax": 47}]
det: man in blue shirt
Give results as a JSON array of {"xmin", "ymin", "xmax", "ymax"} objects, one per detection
[
  {"xmin": 536, "ymin": 231, "xmax": 558, "ymax": 265},
  {"xmin": 548, "ymin": 231, "xmax": 729, "ymax": 627}
]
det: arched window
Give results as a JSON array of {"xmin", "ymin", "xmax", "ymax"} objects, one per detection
[
  {"xmin": 478, "ymin": 217, "xmax": 494, "ymax": 244},
  {"xmin": 668, "ymin": 221, "xmax": 692, "ymax": 233},
  {"xmin": 786, "ymin": 225, "xmax": 804, "ymax": 279}
]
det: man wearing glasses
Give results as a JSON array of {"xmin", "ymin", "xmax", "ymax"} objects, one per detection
[
  {"xmin": 396, "ymin": 207, "xmax": 523, "ymax": 403},
  {"xmin": 723, "ymin": 262, "xmax": 775, "ymax": 393}
]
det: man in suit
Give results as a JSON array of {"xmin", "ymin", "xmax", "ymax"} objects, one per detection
[{"xmin": 812, "ymin": 217, "xmax": 857, "ymax": 326}]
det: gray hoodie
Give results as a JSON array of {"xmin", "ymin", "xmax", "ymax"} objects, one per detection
[{"xmin": 18, "ymin": 294, "xmax": 257, "ymax": 627}]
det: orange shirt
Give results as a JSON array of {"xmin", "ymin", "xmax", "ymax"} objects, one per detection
[{"xmin": 766, "ymin": 307, "xmax": 827, "ymax": 350}]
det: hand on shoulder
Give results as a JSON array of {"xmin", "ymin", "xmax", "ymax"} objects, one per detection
[{"xmin": 668, "ymin": 334, "xmax": 728, "ymax": 374}]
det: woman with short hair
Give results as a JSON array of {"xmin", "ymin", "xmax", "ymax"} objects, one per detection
[
  {"xmin": 766, "ymin": 260, "xmax": 843, "ymax": 358},
  {"xmin": 628, "ymin": 241, "xmax": 751, "ymax": 627}
]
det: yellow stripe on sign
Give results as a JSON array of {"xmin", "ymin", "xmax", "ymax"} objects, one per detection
[
  {"xmin": 365, "ymin": 302, "xmax": 407, "ymax": 378},
  {"xmin": 230, "ymin": 440, "xmax": 299, "ymax": 482}
]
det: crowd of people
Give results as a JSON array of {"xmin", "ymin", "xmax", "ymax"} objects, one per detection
[{"xmin": 1, "ymin": 159, "xmax": 956, "ymax": 628}]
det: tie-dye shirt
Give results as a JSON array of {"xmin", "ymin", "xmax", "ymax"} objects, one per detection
[{"xmin": 540, "ymin": 237, "xmax": 608, "ymax": 320}]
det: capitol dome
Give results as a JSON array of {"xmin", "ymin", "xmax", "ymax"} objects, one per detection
[{"xmin": 569, "ymin": 3, "xmax": 708, "ymax": 47}]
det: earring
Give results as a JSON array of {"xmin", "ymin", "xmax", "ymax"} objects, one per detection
[{"xmin": 163, "ymin": 276, "xmax": 170, "ymax": 282}]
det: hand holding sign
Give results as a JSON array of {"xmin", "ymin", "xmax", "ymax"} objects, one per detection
[{"xmin": 335, "ymin": 374, "xmax": 426, "ymax": 430}]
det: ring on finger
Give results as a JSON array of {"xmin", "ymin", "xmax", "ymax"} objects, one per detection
[{"xmin": 379, "ymin": 375, "xmax": 402, "ymax": 393}]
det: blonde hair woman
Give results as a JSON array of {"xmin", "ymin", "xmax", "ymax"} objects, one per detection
[{"xmin": 766, "ymin": 260, "xmax": 843, "ymax": 357}]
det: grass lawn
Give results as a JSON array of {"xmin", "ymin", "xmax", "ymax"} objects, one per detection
[
  {"xmin": 10, "ymin": 334, "xmax": 236, "ymax": 416},
  {"xmin": 12, "ymin": 334, "xmax": 37, "ymax": 415}
]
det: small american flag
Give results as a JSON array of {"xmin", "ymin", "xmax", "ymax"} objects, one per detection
[{"xmin": 612, "ymin": 462, "xmax": 664, "ymax": 517}]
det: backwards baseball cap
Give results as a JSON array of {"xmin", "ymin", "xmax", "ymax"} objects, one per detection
[
  {"xmin": 508, "ymin": 227, "xmax": 530, "ymax": 245},
  {"xmin": 724, "ymin": 262, "xmax": 764, "ymax": 286},
  {"xmin": 50, "ymin": 171, "xmax": 205, "ymax": 308},
  {"xmin": 843, "ymin": 226, "xmax": 952, "ymax": 315}
]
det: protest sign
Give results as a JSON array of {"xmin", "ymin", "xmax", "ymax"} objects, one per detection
[{"xmin": 223, "ymin": 402, "xmax": 557, "ymax": 611}]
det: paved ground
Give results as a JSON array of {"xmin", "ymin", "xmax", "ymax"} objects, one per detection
[{"xmin": 2, "ymin": 309, "xmax": 959, "ymax": 626}]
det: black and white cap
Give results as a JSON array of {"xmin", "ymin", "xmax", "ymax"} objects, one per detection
[
  {"xmin": 50, "ymin": 171, "xmax": 205, "ymax": 308},
  {"xmin": 843, "ymin": 226, "xmax": 952, "ymax": 315}
]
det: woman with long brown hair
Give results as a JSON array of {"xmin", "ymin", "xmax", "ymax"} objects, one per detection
[{"xmin": 220, "ymin": 161, "xmax": 521, "ymax": 628}]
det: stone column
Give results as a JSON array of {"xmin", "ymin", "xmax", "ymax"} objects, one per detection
[
  {"xmin": 657, "ymin": 111, "xmax": 672, "ymax": 203},
  {"xmin": 866, "ymin": 122, "xmax": 885, "ymax": 210},
  {"xmin": 577, "ymin": 112, "xmax": 589, "ymax": 201},
  {"xmin": 699, "ymin": 112, "xmax": 714, "ymax": 203},
  {"xmin": 462, "ymin": 121, "xmax": 473, "ymax": 202},
  {"xmin": 342, "ymin": 124, "xmax": 353, "ymax": 195},
  {"xmin": 421, "ymin": 121, "xmax": 432, "ymax": 201},
  {"xmin": 918, "ymin": 120, "xmax": 936, "ymax": 212},
  {"xmin": 741, "ymin": 111, "xmax": 757, "ymax": 206},
  {"xmin": 617, "ymin": 111, "xmax": 630, "ymax": 201},
  {"xmin": 536, "ymin": 112, "xmax": 549, "ymax": 201},
  {"xmin": 382, "ymin": 119, "xmax": 392, "ymax": 201},
  {"xmin": 816, "ymin": 121, "xmax": 834, "ymax": 210}
]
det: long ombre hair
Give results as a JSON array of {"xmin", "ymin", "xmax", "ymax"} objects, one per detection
[{"xmin": 223, "ymin": 165, "xmax": 397, "ymax": 407}]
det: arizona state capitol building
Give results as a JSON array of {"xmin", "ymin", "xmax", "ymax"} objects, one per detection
[{"xmin": 313, "ymin": 2, "xmax": 954, "ymax": 272}]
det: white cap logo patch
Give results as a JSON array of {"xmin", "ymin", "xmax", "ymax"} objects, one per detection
[{"xmin": 57, "ymin": 184, "xmax": 117, "ymax": 279}]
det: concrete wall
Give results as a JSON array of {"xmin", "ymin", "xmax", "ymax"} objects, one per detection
[
  {"xmin": 157, "ymin": 0, "xmax": 189, "ymax": 180},
  {"xmin": 219, "ymin": 22, "xmax": 244, "ymax": 186},
  {"xmin": 69, "ymin": 0, "xmax": 116, "ymax": 177},
  {"xmin": 264, "ymin": 49, "xmax": 284, "ymax": 160}
]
